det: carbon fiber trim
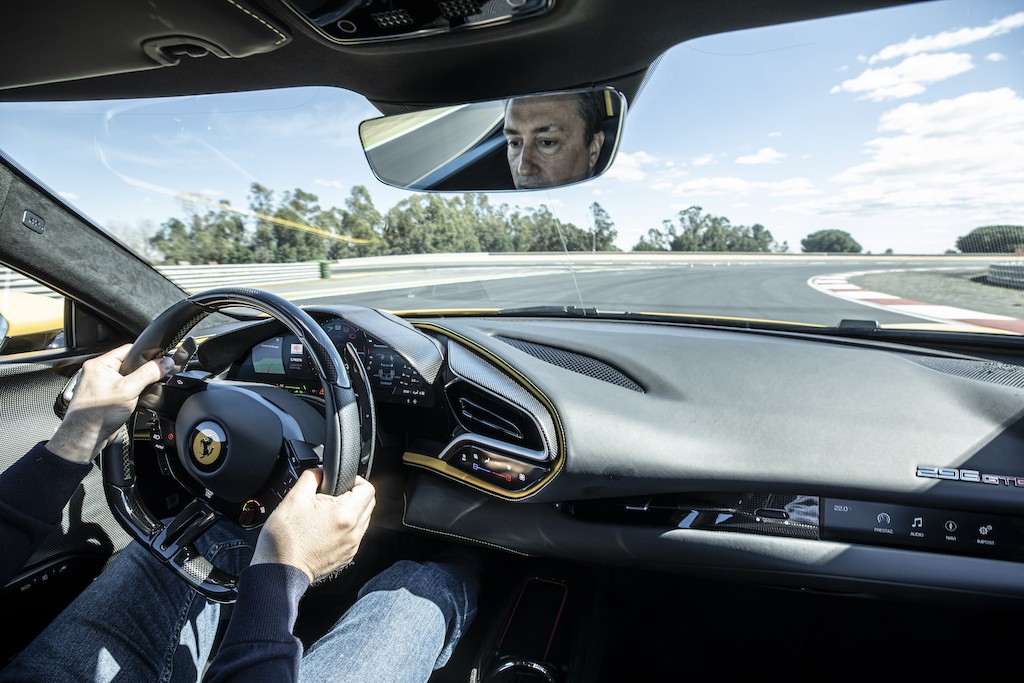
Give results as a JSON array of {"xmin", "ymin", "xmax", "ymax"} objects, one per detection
[
  {"xmin": 910, "ymin": 356, "xmax": 1024, "ymax": 389},
  {"xmin": 495, "ymin": 335, "xmax": 644, "ymax": 392},
  {"xmin": 0, "ymin": 359, "xmax": 133, "ymax": 573},
  {"xmin": 446, "ymin": 342, "xmax": 558, "ymax": 460},
  {"xmin": 309, "ymin": 305, "xmax": 445, "ymax": 383},
  {"xmin": 181, "ymin": 554, "xmax": 215, "ymax": 583}
]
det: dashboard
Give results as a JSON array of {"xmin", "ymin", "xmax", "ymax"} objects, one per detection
[
  {"xmin": 196, "ymin": 304, "xmax": 1024, "ymax": 608},
  {"xmin": 231, "ymin": 316, "xmax": 434, "ymax": 408}
]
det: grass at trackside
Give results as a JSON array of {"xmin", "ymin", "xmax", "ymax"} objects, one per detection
[{"xmin": 848, "ymin": 268, "xmax": 1024, "ymax": 319}]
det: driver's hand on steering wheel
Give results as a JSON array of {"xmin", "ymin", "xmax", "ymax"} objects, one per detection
[
  {"xmin": 250, "ymin": 469, "xmax": 376, "ymax": 583},
  {"xmin": 48, "ymin": 344, "xmax": 173, "ymax": 465}
]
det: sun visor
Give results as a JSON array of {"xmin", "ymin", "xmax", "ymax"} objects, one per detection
[{"xmin": 0, "ymin": 0, "xmax": 290, "ymax": 91}]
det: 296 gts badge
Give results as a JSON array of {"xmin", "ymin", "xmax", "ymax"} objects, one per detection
[{"xmin": 917, "ymin": 466, "xmax": 1024, "ymax": 488}]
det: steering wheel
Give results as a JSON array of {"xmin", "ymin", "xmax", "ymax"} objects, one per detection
[{"xmin": 100, "ymin": 287, "xmax": 373, "ymax": 602}]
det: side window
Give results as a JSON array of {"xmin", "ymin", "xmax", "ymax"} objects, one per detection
[{"xmin": 0, "ymin": 264, "xmax": 66, "ymax": 356}]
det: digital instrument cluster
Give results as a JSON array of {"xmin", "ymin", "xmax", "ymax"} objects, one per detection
[{"xmin": 237, "ymin": 317, "xmax": 433, "ymax": 406}]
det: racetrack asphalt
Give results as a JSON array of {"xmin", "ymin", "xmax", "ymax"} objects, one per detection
[{"xmin": 263, "ymin": 255, "xmax": 1024, "ymax": 333}]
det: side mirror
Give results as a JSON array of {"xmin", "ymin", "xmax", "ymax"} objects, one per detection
[
  {"xmin": 359, "ymin": 87, "xmax": 626, "ymax": 192},
  {"xmin": 0, "ymin": 290, "xmax": 65, "ymax": 355},
  {"xmin": 0, "ymin": 312, "xmax": 8, "ymax": 354}
]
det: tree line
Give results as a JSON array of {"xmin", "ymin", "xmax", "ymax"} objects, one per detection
[
  {"xmin": 150, "ymin": 183, "xmax": 620, "ymax": 265},
  {"xmin": 148, "ymin": 184, "xmax": 790, "ymax": 265},
  {"xmin": 146, "ymin": 182, "xmax": 1020, "ymax": 263}
]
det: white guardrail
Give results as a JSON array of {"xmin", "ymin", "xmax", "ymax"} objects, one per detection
[
  {"xmin": 4, "ymin": 255, "xmax": 1023, "ymax": 299},
  {"xmin": 987, "ymin": 263, "xmax": 1024, "ymax": 288},
  {"xmin": 0, "ymin": 261, "xmax": 326, "ymax": 298}
]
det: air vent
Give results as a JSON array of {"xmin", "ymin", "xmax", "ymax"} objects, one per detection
[
  {"xmin": 447, "ymin": 380, "xmax": 544, "ymax": 451},
  {"xmin": 496, "ymin": 336, "xmax": 644, "ymax": 392},
  {"xmin": 910, "ymin": 356, "xmax": 1024, "ymax": 389},
  {"xmin": 457, "ymin": 395, "xmax": 523, "ymax": 440}
]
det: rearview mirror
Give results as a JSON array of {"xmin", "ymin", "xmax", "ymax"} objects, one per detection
[{"xmin": 359, "ymin": 87, "xmax": 625, "ymax": 192}]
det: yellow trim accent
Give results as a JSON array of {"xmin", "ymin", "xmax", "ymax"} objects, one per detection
[
  {"xmin": 388, "ymin": 308, "xmax": 501, "ymax": 317},
  {"xmin": 407, "ymin": 322, "xmax": 567, "ymax": 500},
  {"xmin": 638, "ymin": 311, "xmax": 824, "ymax": 327},
  {"xmin": 392, "ymin": 307, "xmax": 821, "ymax": 329},
  {"xmin": 404, "ymin": 451, "xmax": 547, "ymax": 500}
]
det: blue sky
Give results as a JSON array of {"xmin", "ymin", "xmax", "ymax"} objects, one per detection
[{"xmin": 0, "ymin": 0, "xmax": 1021, "ymax": 256}]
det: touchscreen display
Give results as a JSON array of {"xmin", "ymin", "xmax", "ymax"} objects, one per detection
[{"xmin": 252, "ymin": 337, "xmax": 285, "ymax": 374}]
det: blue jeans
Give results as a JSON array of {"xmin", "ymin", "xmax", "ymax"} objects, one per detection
[{"xmin": 1, "ymin": 524, "xmax": 479, "ymax": 683}]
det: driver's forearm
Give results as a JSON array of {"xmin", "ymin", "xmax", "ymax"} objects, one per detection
[
  {"xmin": 204, "ymin": 563, "xmax": 309, "ymax": 682},
  {"xmin": 0, "ymin": 442, "xmax": 91, "ymax": 584},
  {"xmin": 44, "ymin": 413, "xmax": 108, "ymax": 464}
]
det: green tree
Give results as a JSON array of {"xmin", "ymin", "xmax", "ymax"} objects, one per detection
[
  {"xmin": 193, "ymin": 202, "xmax": 248, "ymax": 264},
  {"xmin": 632, "ymin": 224, "xmax": 671, "ymax": 251},
  {"xmin": 463, "ymin": 194, "xmax": 512, "ymax": 253},
  {"xmin": 632, "ymin": 207, "xmax": 781, "ymax": 253},
  {"xmin": 800, "ymin": 229, "xmax": 862, "ymax": 253},
  {"xmin": 507, "ymin": 205, "xmax": 588, "ymax": 252},
  {"xmin": 588, "ymin": 202, "xmax": 619, "ymax": 252},
  {"xmin": 383, "ymin": 195, "xmax": 481, "ymax": 254},
  {"xmin": 327, "ymin": 185, "xmax": 386, "ymax": 259},
  {"xmin": 151, "ymin": 217, "xmax": 194, "ymax": 264},
  {"xmin": 273, "ymin": 189, "xmax": 328, "ymax": 262},
  {"xmin": 955, "ymin": 225, "xmax": 1024, "ymax": 254},
  {"xmin": 249, "ymin": 183, "xmax": 283, "ymax": 263}
]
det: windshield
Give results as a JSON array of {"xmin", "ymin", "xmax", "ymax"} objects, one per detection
[{"xmin": 1, "ymin": 0, "xmax": 1022, "ymax": 333}]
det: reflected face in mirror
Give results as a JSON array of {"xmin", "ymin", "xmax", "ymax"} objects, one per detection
[{"xmin": 503, "ymin": 92, "xmax": 607, "ymax": 190}]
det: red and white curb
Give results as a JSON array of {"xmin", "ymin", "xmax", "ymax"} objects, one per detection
[{"xmin": 809, "ymin": 270, "xmax": 1024, "ymax": 335}]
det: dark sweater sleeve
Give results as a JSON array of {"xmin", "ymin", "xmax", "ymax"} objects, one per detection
[
  {"xmin": 0, "ymin": 442, "xmax": 93, "ymax": 584},
  {"xmin": 203, "ymin": 563, "xmax": 311, "ymax": 682}
]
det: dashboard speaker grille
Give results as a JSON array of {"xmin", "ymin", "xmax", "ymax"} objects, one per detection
[
  {"xmin": 496, "ymin": 336, "xmax": 643, "ymax": 392},
  {"xmin": 911, "ymin": 356, "xmax": 1024, "ymax": 389}
]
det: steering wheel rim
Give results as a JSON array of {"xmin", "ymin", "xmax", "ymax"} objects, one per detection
[{"xmin": 103, "ymin": 286, "xmax": 366, "ymax": 602}]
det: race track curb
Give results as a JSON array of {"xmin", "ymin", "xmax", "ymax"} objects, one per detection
[{"xmin": 809, "ymin": 271, "xmax": 1024, "ymax": 335}]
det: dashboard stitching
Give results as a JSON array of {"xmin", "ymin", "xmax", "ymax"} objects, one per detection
[{"xmin": 400, "ymin": 491, "xmax": 529, "ymax": 556}]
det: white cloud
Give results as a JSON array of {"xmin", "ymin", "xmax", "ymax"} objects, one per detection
[
  {"xmin": 736, "ymin": 147, "xmax": 786, "ymax": 165},
  {"xmin": 868, "ymin": 12, "xmax": 1024, "ymax": 64},
  {"xmin": 315, "ymin": 179, "xmax": 347, "ymax": 190},
  {"xmin": 831, "ymin": 52, "xmax": 973, "ymax": 101},
  {"xmin": 768, "ymin": 131, "xmax": 782, "ymax": 138},
  {"xmin": 692, "ymin": 154, "xmax": 714, "ymax": 166},
  {"xmin": 986, "ymin": 52, "xmax": 1007, "ymax": 62},
  {"xmin": 198, "ymin": 188, "xmax": 224, "ymax": 197},
  {"xmin": 781, "ymin": 88, "xmax": 1024, "ymax": 220},
  {"xmin": 605, "ymin": 150, "xmax": 658, "ymax": 182},
  {"xmin": 58, "ymin": 191, "xmax": 79, "ymax": 201}
]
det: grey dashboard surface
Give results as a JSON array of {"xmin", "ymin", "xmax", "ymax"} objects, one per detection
[
  {"xmin": 401, "ymin": 316, "xmax": 1024, "ymax": 604},
  {"xmin": 422, "ymin": 317, "xmax": 1024, "ymax": 511}
]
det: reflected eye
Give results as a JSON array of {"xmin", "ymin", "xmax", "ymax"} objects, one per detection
[{"xmin": 537, "ymin": 138, "xmax": 561, "ymax": 154}]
